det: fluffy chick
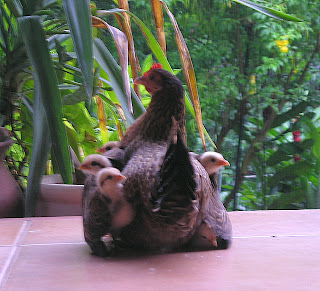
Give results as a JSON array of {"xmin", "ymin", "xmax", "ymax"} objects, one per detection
[
  {"xmin": 189, "ymin": 152, "xmax": 230, "ymax": 249},
  {"xmin": 78, "ymin": 154, "xmax": 112, "ymax": 176},
  {"xmin": 96, "ymin": 167, "xmax": 134, "ymax": 230},
  {"xmin": 96, "ymin": 141, "xmax": 120, "ymax": 154},
  {"xmin": 198, "ymin": 151, "xmax": 230, "ymax": 176}
]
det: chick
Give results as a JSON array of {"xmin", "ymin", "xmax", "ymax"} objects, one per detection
[
  {"xmin": 96, "ymin": 141, "xmax": 126, "ymax": 171},
  {"xmin": 96, "ymin": 167, "xmax": 134, "ymax": 231},
  {"xmin": 78, "ymin": 154, "xmax": 112, "ymax": 175},
  {"xmin": 198, "ymin": 151, "xmax": 230, "ymax": 176},
  {"xmin": 189, "ymin": 151, "xmax": 230, "ymax": 250},
  {"xmin": 96, "ymin": 141, "xmax": 120, "ymax": 154}
]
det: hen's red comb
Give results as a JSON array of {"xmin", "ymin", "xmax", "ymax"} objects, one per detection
[
  {"xmin": 150, "ymin": 63, "xmax": 162, "ymax": 70},
  {"xmin": 143, "ymin": 63, "xmax": 162, "ymax": 75}
]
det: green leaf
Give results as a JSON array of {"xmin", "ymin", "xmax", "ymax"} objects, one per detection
[
  {"xmin": 267, "ymin": 160, "xmax": 313, "ymax": 187},
  {"xmin": 93, "ymin": 38, "xmax": 144, "ymax": 125},
  {"xmin": 62, "ymin": 0, "xmax": 93, "ymax": 98},
  {"xmin": 98, "ymin": 8, "xmax": 171, "ymax": 72},
  {"xmin": 232, "ymin": 0, "xmax": 303, "ymax": 22},
  {"xmin": 266, "ymin": 140, "xmax": 313, "ymax": 166},
  {"xmin": 268, "ymin": 190, "xmax": 305, "ymax": 210},
  {"xmin": 272, "ymin": 101, "xmax": 310, "ymax": 128},
  {"xmin": 19, "ymin": 16, "xmax": 72, "ymax": 185},
  {"xmin": 24, "ymin": 70, "xmax": 51, "ymax": 217},
  {"xmin": 300, "ymin": 118, "xmax": 320, "ymax": 160},
  {"xmin": 62, "ymin": 85, "xmax": 88, "ymax": 105},
  {"xmin": 4, "ymin": 0, "xmax": 23, "ymax": 17}
]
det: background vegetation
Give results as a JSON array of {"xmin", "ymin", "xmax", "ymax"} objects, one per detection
[{"xmin": 1, "ymin": 0, "xmax": 319, "ymax": 214}]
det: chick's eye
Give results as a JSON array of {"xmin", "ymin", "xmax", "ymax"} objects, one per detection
[
  {"xmin": 210, "ymin": 158, "xmax": 216, "ymax": 163},
  {"xmin": 91, "ymin": 161, "xmax": 101, "ymax": 167},
  {"xmin": 106, "ymin": 175, "xmax": 113, "ymax": 180}
]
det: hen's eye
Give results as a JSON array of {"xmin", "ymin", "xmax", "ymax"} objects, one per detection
[
  {"xmin": 210, "ymin": 158, "xmax": 216, "ymax": 163},
  {"xmin": 106, "ymin": 175, "xmax": 113, "ymax": 180},
  {"xmin": 149, "ymin": 74, "xmax": 155, "ymax": 81}
]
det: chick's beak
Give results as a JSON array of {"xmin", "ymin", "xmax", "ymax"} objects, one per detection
[
  {"xmin": 115, "ymin": 174, "xmax": 126, "ymax": 182},
  {"xmin": 95, "ymin": 147, "xmax": 104, "ymax": 153},
  {"xmin": 219, "ymin": 159, "xmax": 230, "ymax": 167},
  {"xmin": 78, "ymin": 164, "xmax": 88, "ymax": 170}
]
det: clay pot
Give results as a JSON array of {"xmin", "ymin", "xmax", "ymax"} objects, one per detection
[
  {"xmin": 35, "ymin": 174, "xmax": 83, "ymax": 217},
  {"xmin": 0, "ymin": 127, "xmax": 23, "ymax": 217}
]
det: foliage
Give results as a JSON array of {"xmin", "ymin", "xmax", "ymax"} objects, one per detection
[
  {"xmin": 1, "ymin": 0, "xmax": 319, "ymax": 215},
  {"xmin": 142, "ymin": 0, "xmax": 320, "ymax": 210}
]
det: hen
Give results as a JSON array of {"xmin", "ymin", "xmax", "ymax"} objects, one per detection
[{"xmin": 82, "ymin": 64, "xmax": 232, "ymax": 256}]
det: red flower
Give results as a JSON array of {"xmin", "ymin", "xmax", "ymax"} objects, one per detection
[
  {"xmin": 292, "ymin": 130, "xmax": 301, "ymax": 142},
  {"xmin": 293, "ymin": 155, "xmax": 301, "ymax": 162}
]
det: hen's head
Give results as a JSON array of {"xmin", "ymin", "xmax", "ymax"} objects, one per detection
[
  {"xmin": 198, "ymin": 152, "xmax": 230, "ymax": 176},
  {"xmin": 78, "ymin": 154, "xmax": 112, "ymax": 175},
  {"xmin": 134, "ymin": 63, "xmax": 183, "ymax": 98}
]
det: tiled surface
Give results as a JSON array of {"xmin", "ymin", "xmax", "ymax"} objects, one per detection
[
  {"xmin": 0, "ymin": 220, "xmax": 25, "ymax": 246},
  {"xmin": 23, "ymin": 216, "xmax": 83, "ymax": 245},
  {"xmin": 0, "ymin": 210, "xmax": 319, "ymax": 291}
]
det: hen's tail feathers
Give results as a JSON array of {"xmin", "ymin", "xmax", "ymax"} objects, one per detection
[{"xmin": 152, "ymin": 122, "xmax": 196, "ymax": 211}]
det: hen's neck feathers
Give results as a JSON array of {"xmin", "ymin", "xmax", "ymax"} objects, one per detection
[{"xmin": 121, "ymin": 71, "xmax": 185, "ymax": 145}]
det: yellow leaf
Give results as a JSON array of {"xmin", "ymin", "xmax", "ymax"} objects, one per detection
[
  {"xmin": 160, "ymin": 0, "xmax": 206, "ymax": 150},
  {"xmin": 96, "ymin": 96, "xmax": 108, "ymax": 143},
  {"xmin": 150, "ymin": 0, "xmax": 166, "ymax": 56},
  {"xmin": 116, "ymin": 0, "xmax": 141, "ymax": 98}
]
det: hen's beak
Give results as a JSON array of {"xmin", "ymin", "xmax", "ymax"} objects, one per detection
[{"xmin": 133, "ymin": 75, "xmax": 146, "ymax": 86}]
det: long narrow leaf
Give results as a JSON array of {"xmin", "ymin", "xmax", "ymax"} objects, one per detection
[
  {"xmin": 19, "ymin": 16, "xmax": 73, "ymax": 185},
  {"xmin": 62, "ymin": 0, "xmax": 93, "ymax": 97},
  {"xmin": 91, "ymin": 16, "xmax": 132, "ymax": 114},
  {"xmin": 93, "ymin": 38, "xmax": 144, "ymax": 124},
  {"xmin": 24, "ymin": 73, "xmax": 51, "ymax": 217},
  {"xmin": 161, "ymin": 1, "xmax": 206, "ymax": 150},
  {"xmin": 97, "ymin": 9, "xmax": 171, "ymax": 72},
  {"xmin": 150, "ymin": 0, "xmax": 166, "ymax": 55},
  {"xmin": 97, "ymin": 8, "xmax": 216, "ymax": 148},
  {"xmin": 232, "ymin": 0, "xmax": 303, "ymax": 22},
  {"xmin": 96, "ymin": 96, "xmax": 108, "ymax": 143},
  {"xmin": 4, "ymin": 0, "xmax": 23, "ymax": 17},
  {"xmin": 113, "ymin": 2, "xmax": 141, "ymax": 98}
]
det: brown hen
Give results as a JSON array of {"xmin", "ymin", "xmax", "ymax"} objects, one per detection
[{"xmin": 82, "ymin": 64, "xmax": 232, "ymax": 256}]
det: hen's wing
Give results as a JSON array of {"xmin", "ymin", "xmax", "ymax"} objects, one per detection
[
  {"xmin": 153, "ymin": 128, "xmax": 196, "ymax": 211},
  {"xmin": 82, "ymin": 175, "xmax": 112, "ymax": 256},
  {"xmin": 119, "ymin": 129, "xmax": 200, "ymax": 250}
]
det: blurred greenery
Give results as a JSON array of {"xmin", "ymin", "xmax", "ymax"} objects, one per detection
[{"xmin": 1, "ymin": 0, "xmax": 319, "ymax": 215}]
